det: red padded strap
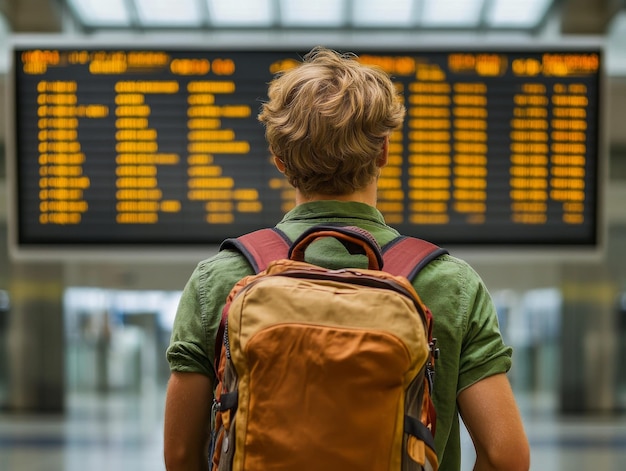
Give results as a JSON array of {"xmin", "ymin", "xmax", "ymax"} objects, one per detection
[
  {"xmin": 219, "ymin": 228, "xmax": 291, "ymax": 274},
  {"xmin": 220, "ymin": 229, "xmax": 448, "ymax": 279},
  {"xmin": 382, "ymin": 236, "xmax": 448, "ymax": 280},
  {"xmin": 214, "ymin": 228, "xmax": 290, "ymax": 375}
]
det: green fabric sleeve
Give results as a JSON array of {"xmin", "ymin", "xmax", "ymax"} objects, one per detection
[
  {"xmin": 166, "ymin": 251, "xmax": 254, "ymax": 383},
  {"xmin": 457, "ymin": 264, "xmax": 512, "ymax": 393},
  {"xmin": 166, "ymin": 264, "xmax": 214, "ymax": 378}
]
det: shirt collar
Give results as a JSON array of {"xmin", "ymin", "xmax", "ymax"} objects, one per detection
[{"xmin": 279, "ymin": 200, "xmax": 387, "ymax": 226}]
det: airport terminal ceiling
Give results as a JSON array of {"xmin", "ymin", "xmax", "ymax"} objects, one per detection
[{"xmin": 1, "ymin": 0, "xmax": 623, "ymax": 37}]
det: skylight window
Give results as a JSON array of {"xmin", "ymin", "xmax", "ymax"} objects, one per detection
[
  {"xmin": 207, "ymin": 0, "xmax": 273, "ymax": 26},
  {"xmin": 135, "ymin": 0, "xmax": 203, "ymax": 27},
  {"xmin": 421, "ymin": 0, "xmax": 484, "ymax": 27},
  {"xmin": 352, "ymin": 0, "xmax": 414, "ymax": 27},
  {"xmin": 65, "ymin": 0, "xmax": 555, "ymax": 31},
  {"xmin": 67, "ymin": 0, "xmax": 131, "ymax": 27},
  {"xmin": 487, "ymin": 0, "xmax": 553, "ymax": 28},
  {"xmin": 280, "ymin": 0, "xmax": 346, "ymax": 27}
]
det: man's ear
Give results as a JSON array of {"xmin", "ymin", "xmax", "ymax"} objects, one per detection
[
  {"xmin": 273, "ymin": 156, "xmax": 286, "ymax": 173},
  {"xmin": 377, "ymin": 136, "xmax": 389, "ymax": 168}
]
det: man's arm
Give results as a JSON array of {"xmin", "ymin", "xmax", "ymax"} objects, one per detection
[
  {"xmin": 458, "ymin": 373, "xmax": 530, "ymax": 471},
  {"xmin": 164, "ymin": 371, "xmax": 214, "ymax": 471}
]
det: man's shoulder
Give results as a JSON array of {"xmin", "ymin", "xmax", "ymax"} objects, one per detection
[
  {"xmin": 197, "ymin": 247, "xmax": 253, "ymax": 272},
  {"xmin": 190, "ymin": 248, "xmax": 256, "ymax": 291},
  {"xmin": 422, "ymin": 251, "xmax": 475, "ymax": 275},
  {"xmin": 412, "ymin": 252, "xmax": 485, "ymax": 298}
]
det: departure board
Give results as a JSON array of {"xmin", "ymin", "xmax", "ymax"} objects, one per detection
[{"xmin": 10, "ymin": 46, "xmax": 603, "ymax": 249}]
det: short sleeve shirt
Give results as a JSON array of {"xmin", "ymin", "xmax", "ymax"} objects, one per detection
[{"xmin": 166, "ymin": 200, "xmax": 512, "ymax": 470}]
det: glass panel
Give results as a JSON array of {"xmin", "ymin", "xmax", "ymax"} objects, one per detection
[
  {"xmin": 67, "ymin": 0, "xmax": 131, "ymax": 26},
  {"xmin": 352, "ymin": 0, "xmax": 414, "ymax": 27},
  {"xmin": 135, "ymin": 0, "xmax": 203, "ymax": 26},
  {"xmin": 607, "ymin": 11, "xmax": 626, "ymax": 76},
  {"xmin": 64, "ymin": 287, "xmax": 182, "ymax": 393},
  {"xmin": 206, "ymin": 0, "xmax": 272, "ymax": 26},
  {"xmin": 0, "ymin": 12, "xmax": 8, "ymax": 77},
  {"xmin": 280, "ymin": 0, "xmax": 345, "ymax": 26},
  {"xmin": 421, "ymin": 0, "xmax": 484, "ymax": 27},
  {"xmin": 487, "ymin": 0, "xmax": 552, "ymax": 28}
]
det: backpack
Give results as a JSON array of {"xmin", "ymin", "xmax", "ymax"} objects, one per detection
[{"xmin": 210, "ymin": 224, "xmax": 448, "ymax": 471}]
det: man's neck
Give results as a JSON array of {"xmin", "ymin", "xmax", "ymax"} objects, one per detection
[{"xmin": 294, "ymin": 183, "xmax": 377, "ymax": 207}]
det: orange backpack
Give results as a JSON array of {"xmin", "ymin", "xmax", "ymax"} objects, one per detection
[{"xmin": 210, "ymin": 225, "xmax": 447, "ymax": 471}]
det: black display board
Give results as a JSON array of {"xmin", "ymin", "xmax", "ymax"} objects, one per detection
[{"xmin": 10, "ymin": 45, "xmax": 603, "ymax": 249}]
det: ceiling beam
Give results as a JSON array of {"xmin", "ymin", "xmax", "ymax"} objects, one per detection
[
  {"xmin": 1, "ymin": 0, "xmax": 63, "ymax": 32},
  {"xmin": 560, "ymin": 0, "xmax": 623, "ymax": 34}
]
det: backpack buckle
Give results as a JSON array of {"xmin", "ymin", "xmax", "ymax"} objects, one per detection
[
  {"xmin": 430, "ymin": 338, "xmax": 440, "ymax": 360},
  {"xmin": 426, "ymin": 338, "xmax": 439, "ymax": 393}
]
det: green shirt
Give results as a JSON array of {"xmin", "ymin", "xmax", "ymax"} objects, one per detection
[{"xmin": 167, "ymin": 200, "xmax": 512, "ymax": 471}]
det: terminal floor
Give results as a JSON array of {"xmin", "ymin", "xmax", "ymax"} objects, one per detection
[{"xmin": 0, "ymin": 389, "xmax": 625, "ymax": 471}]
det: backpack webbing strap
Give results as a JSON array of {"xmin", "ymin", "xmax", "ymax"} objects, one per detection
[
  {"xmin": 382, "ymin": 236, "xmax": 449, "ymax": 280},
  {"xmin": 214, "ymin": 228, "xmax": 291, "ymax": 375},
  {"xmin": 404, "ymin": 415, "xmax": 437, "ymax": 459},
  {"xmin": 219, "ymin": 228, "xmax": 291, "ymax": 274},
  {"xmin": 218, "ymin": 390, "xmax": 238, "ymax": 412}
]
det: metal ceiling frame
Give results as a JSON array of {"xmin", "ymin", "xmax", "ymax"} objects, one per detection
[{"xmin": 61, "ymin": 0, "xmax": 560, "ymax": 34}]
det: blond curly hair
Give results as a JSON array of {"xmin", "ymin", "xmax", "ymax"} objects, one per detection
[{"xmin": 258, "ymin": 46, "xmax": 405, "ymax": 197}]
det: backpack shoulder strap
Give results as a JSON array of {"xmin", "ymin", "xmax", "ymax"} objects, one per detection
[
  {"xmin": 382, "ymin": 236, "xmax": 449, "ymax": 280},
  {"xmin": 219, "ymin": 227, "xmax": 291, "ymax": 274},
  {"xmin": 220, "ymin": 228, "xmax": 449, "ymax": 279},
  {"xmin": 214, "ymin": 227, "xmax": 291, "ymax": 374}
]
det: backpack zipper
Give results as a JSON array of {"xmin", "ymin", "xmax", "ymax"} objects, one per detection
[{"xmin": 224, "ymin": 320, "xmax": 231, "ymax": 360}]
